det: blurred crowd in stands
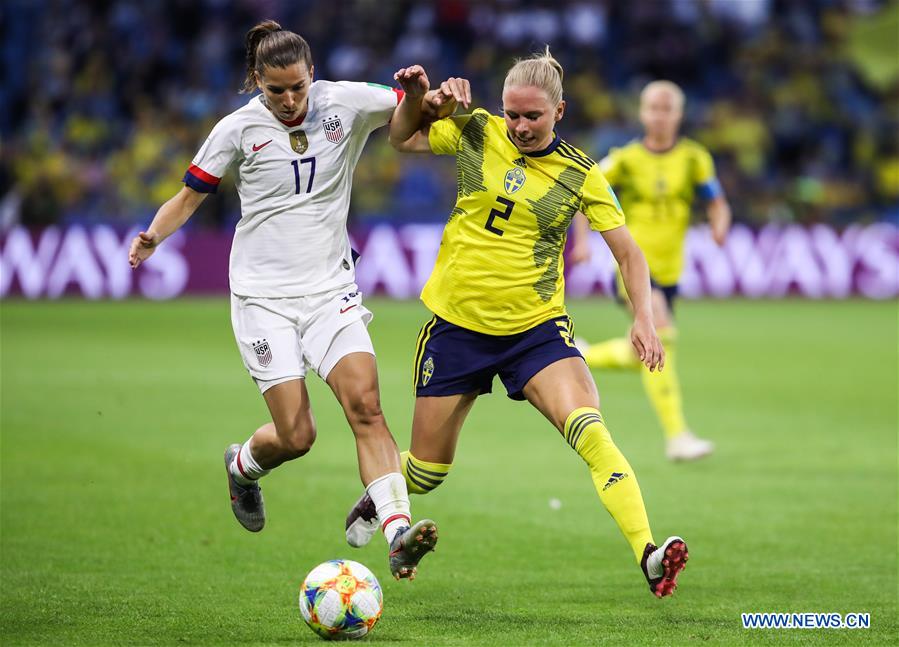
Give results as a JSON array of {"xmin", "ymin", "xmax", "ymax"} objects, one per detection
[{"xmin": 2, "ymin": 0, "xmax": 898, "ymax": 231}]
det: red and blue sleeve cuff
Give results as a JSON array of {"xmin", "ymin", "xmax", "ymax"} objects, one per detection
[{"xmin": 183, "ymin": 164, "xmax": 221, "ymax": 193}]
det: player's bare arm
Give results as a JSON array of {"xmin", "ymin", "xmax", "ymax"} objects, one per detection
[
  {"xmin": 600, "ymin": 225, "xmax": 665, "ymax": 372},
  {"xmin": 708, "ymin": 194, "xmax": 732, "ymax": 246},
  {"xmin": 389, "ymin": 70, "xmax": 471, "ymax": 153},
  {"xmin": 128, "ymin": 186, "xmax": 207, "ymax": 269},
  {"xmin": 389, "ymin": 65, "xmax": 430, "ymax": 140}
]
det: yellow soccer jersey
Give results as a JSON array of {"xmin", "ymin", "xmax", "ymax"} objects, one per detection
[
  {"xmin": 601, "ymin": 138, "xmax": 722, "ymax": 285},
  {"xmin": 423, "ymin": 108, "xmax": 625, "ymax": 335}
]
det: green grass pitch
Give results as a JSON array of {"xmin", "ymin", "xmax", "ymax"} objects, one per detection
[{"xmin": 1, "ymin": 297, "xmax": 896, "ymax": 645}]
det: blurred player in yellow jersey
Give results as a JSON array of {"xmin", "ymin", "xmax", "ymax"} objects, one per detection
[
  {"xmin": 346, "ymin": 51, "xmax": 691, "ymax": 598},
  {"xmin": 572, "ymin": 81, "xmax": 732, "ymax": 462}
]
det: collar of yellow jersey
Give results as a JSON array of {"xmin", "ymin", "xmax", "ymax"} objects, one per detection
[{"xmin": 505, "ymin": 131, "xmax": 562, "ymax": 157}]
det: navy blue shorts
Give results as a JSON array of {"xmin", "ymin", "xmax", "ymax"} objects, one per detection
[
  {"xmin": 612, "ymin": 277, "xmax": 679, "ymax": 314},
  {"xmin": 412, "ymin": 314, "xmax": 584, "ymax": 401}
]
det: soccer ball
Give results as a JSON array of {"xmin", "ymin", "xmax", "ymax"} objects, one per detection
[{"xmin": 298, "ymin": 559, "xmax": 383, "ymax": 640}]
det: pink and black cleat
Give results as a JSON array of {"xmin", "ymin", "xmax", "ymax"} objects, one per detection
[
  {"xmin": 641, "ymin": 536, "xmax": 688, "ymax": 598},
  {"xmin": 345, "ymin": 491, "xmax": 379, "ymax": 548}
]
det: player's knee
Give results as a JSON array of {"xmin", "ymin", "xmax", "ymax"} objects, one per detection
[
  {"xmin": 343, "ymin": 388, "xmax": 385, "ymax": 432},
  {"xmin": 550, "ymin": 384, "xmax": 599, "ymax": 432},
  {"xmin": 401, "ymin": 451, "xmax": 451, "ymax": 495}
]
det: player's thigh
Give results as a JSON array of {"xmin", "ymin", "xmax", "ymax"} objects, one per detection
[
  {"xmin": 409, "ymin": 392, "xmax": 478, "ymax": 464},
  {"xmin": 325, "ymin": 348, "xmax": 379, "ymax": 404},
  {"xmin": 522, "ymin": 357, "xmax": 599, "ymax": 433},
  {"xmin": 320, "ymin": 317, "xmax": 379, "ymax": 393},
  {"xmin": 409, "ymin": 315, "xmax": 493, "ymax": 462},
  {"xmin": 324, "ymin": 343, "xmax": 385, "ymax": 426}
]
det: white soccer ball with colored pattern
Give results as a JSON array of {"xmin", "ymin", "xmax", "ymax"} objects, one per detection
[{"xmin": 298, "ymin": 559, "xmax": 383, "ymax": 640}]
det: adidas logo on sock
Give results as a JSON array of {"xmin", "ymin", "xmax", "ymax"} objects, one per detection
[{"xmin": 602, "ymin": 471, "xmax": 629, "ymax": 491}]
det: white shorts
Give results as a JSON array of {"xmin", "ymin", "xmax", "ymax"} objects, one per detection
[{"xmin": 230, "ymin": 285, "xmax": 374, "ymax": 392}]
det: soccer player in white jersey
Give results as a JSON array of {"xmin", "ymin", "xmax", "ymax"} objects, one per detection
[{"xmin": 128, "ymin": 20, "xmax": 458, "ymax": 580}]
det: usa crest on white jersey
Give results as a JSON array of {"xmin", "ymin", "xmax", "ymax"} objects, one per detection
[{"xmin": 322, "ymin": 115, "xmax": 345, "ymax": 144}]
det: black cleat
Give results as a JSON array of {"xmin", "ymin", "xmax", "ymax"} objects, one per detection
[{"xmin": 224, "ymin": 443, "xmax": 265, "ymax": 532}]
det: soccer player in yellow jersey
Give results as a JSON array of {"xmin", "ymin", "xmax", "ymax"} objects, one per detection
[
  {"xmin": 573, "ymin": 81, "xmax": 732, "ymax": 462},
  {"xmin": 346, "ymin": 52, "xmax": 690, "ymax": 598}
]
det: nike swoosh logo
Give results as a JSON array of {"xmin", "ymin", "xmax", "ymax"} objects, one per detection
[
  {"xmin": 252, "ymin": 139, "xmax": 273, "ymax": 152},
  {"xmin": 340, "ymin": 305, "xmax": 358, "ymax": 314}
]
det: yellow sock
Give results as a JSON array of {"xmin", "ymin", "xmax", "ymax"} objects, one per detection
[
  {"xmin": 641, "ymin": 327, "xmax": 688, "ymax": 439},
  {"xmin": 564, "ymin": 407, "xmax": 654, "ymax": 562},
  {"xmin": 583, "ymin": 336, "xmax": 641, "ymax": 370},
  {"xmin": 400, "ymin": 451, "xmax": 452, "ymax": 495}
]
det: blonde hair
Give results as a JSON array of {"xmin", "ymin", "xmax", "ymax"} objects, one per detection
[
  {"xmin": 640, "ymin": 80, "xmax": 685, "ymax": 112},
  {"xmin": 503, "ymin": 46, "xmax": 564, "ymax": 106}
]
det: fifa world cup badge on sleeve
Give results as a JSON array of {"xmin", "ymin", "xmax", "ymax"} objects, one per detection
[{"xmin": 252, "ymin": 339, "xmax": 272, "ymax": 367}]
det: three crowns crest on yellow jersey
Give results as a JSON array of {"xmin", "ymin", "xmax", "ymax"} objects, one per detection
[{"xmin": 504, "ymin": 166, "xmax": 526, "ymax": 194}]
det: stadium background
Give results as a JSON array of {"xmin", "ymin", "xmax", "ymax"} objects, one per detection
[{"xmin": 2, "ymin": 1, "xmax": 897, "ymax": 645}]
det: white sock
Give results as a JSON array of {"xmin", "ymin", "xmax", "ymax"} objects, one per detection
[
  {"xmin": 366, "ymin": 472, "xmax": 411, "ymax": 544},
  {"xmin": 229, "ymin": 439, "xmax": 270, "ymax": 485}
]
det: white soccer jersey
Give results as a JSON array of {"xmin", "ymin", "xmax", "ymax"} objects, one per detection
[{"xmin": 183, "ymin": 80, "xmax": 402, "ymax": 297}]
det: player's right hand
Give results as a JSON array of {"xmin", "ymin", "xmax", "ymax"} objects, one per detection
[
  {"xmin": 128, "ymin": 231, "xmax": 160, "ymax": 269},
  {"xmin": 434, "ymin": 77, "xmax": 471, "ymax": 110},
  {"xmin": 422, "ymin": 77, "xmax": 471, "ymax": 121}
]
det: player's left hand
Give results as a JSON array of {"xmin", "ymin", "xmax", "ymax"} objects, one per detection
[
  {"xmin": 394, "ymin": 65, "xmax": 430, "ymax": 98},
  {"xmin": 630, "ymin": 316, "xmax": 665, "ymax": 372}
]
